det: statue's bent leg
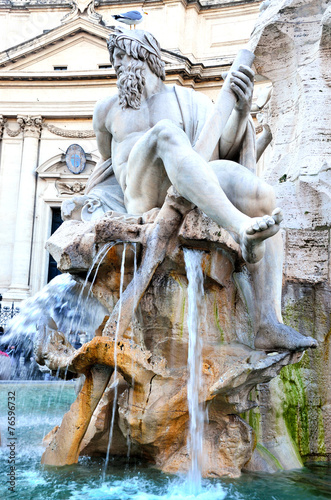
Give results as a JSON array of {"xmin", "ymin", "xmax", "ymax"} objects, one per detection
[
  {"xmin": 209, "ymin": 160, "xmax": 276, "ymax": 217},
  {"xmin": 126, "ymin": 119, "xmax": 280, "ymax": 264},
  {"xmin": 209, "ymin": 160, "xmax": 317, "ymax": 351}
]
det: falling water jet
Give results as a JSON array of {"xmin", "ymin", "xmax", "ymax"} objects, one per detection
[
  {"xmin": 86, "ymin": 242, "xmax": 118, "ymax": 299},
  {"xmin": 47, "ymin": 243, "xmax": 115, "ymax": 393},
  {"xmin": 68, "ymin": 242, "xmax": 115, "ymax": 339},
  {"xmin": 184, "ymin": 248, "xmax": 205, "ymax": 495},
  {"xmin": 127, "ymin": 242, "xmax": 138, "ymax": 461},
  {"xmin": 102, "ymin": 243, "xmax": 127, "ymax": 481},
  {"xmin": 0, "ymin": 242, "xmax": 114, "ymax": 383}
]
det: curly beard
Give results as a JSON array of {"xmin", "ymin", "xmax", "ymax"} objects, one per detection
[{"xmin": 117, "ymin": 60, "xmax": 146, "ymax": 110}]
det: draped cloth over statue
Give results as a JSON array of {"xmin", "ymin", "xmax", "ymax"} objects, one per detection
[{"xmin": 84, "ymin": 85, "xmax": 257, "ymax": 215}]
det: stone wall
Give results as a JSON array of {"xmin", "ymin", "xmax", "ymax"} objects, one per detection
[{"xmin": 246, "ymin": 0, "xmax": 331, "ymax": 464}]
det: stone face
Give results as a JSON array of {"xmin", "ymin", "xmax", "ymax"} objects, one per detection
[{"xmin": 45, "ymin": 220, "xmax": 97, "ymax": 273}]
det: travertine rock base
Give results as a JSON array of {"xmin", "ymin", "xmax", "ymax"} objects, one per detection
[{"xmin": 39, "ymin": 205, "xmax": 304, "ymax": 476}]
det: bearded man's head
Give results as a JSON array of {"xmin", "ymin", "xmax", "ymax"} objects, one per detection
[{"xmin": 107, "ymin": 29, "xmax": 166, "ymax": 110}]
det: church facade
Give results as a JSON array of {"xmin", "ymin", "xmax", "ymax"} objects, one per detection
[{"xmin": 0, "ymin": 0, "xmax": 263, "ymax": 304}]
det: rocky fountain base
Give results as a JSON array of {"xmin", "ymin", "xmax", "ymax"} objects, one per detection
[{"xmin": 36, "ymin": 189, "xmax": 305, "ymax": 478}]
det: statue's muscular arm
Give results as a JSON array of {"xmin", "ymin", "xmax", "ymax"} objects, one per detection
[
  {"xmin": 219, "ymin": 65, "xmax": 255, "ymax": 160},
  {"xmin": 93, "ymin": 96, "xmax": 116, "ymax": 162}
]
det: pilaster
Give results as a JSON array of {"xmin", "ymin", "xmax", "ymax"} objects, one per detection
[
  {"xmin": 6, "ymin": 115, "xmax": 42, "ymax": 301},
  {"xmin": 0, "ymin": 116, "xmax": 24, "ymax": 294}
]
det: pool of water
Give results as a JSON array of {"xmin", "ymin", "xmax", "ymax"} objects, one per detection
[{"xmin": 0, "ymin": 381, "xmax": 330, "ymax": 500}]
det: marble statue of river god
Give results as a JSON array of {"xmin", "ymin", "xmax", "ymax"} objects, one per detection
[
  {"xmin": 63, "ymin": 28, "xmax": 316, "ymax": 353},
  {"xmin": 40, "ymin": 28, "xmax": 317, "ymax": 476}
]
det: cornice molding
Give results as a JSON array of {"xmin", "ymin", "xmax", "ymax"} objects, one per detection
[
  {"xmin": 0, "ymin": 53, "xmax": 232, "ymax": 82},
  {"xmin": 0, "ymin": 0, "xmax": 71, "ymax": 8},
  {"xmin": 0, "ymin": 0, "xmax": 260, "ymax": 10},
  {"xmin": 0, "ymin": 16, "xmax": 110, "ymax": 67},
  {"xmin": 0, "ymin": 101, "xmax": 97, "ymax": 118}
]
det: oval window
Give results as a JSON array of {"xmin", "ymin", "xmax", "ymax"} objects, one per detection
[{"xmin": 65, "ymin": 144, "xmax": 87, "ymax": 174}]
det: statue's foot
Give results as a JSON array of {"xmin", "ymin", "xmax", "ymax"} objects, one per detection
[
  {"xmin": 255, "ymin": 321, "xmax": 318, "ymax": 352},
  {"xmin": 62, "ymin": 195, "xmax": 89, "ymax": 221},
  {"xmin": 105, "ymin": 211, "xmax": 143, "ymax": 224},
  {"xmin": 142, "ymin": 207, "xmax": 160, "ymax": 224},
  {"xmin": 240, "ymin": 208, "xmax": 283, "ymax": 263}
]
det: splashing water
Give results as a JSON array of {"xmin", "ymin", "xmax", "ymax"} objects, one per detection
[
  {"xmin": 103, "ymin": 243, "xmax": 127, "ymax": 480},
  {"xmin": 184, "ymin": 248, "xmax": 206, "ymax": 495},
  {"xmin": 1, "ymin": 244, "xmax": 114, "ymax": 364},
  {"xmin": 67, "ymin": 242, "xmax": 115, "ymax": 338}
]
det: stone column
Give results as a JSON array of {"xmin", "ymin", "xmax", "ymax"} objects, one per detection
[
  {"xmin": 8, "ymin": 115, "xmax": 42, "ymax": 300},
  {"xmin": 0, "ymin": 117, "xmax": 23, "ymax": 294}
]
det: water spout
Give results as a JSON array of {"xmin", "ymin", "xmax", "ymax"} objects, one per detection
[
  {"xmin": 103, "ymin": 243, "xmax": 127, "ymax": 480},
  {"xmin": 184, "ymin": 248, "xmax": 205, "ymax": 494},
  {"xmin": 68, "ymin": 242, "xmax": 115, "ymax": 339}
]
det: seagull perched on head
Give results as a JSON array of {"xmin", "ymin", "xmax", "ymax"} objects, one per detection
[{"xmin": 112, "ymin": 10, "xmax": 148, "ymax": 30}]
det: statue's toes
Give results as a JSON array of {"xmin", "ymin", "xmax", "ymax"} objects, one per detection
[
  {"xmin": 294, "ymin": 336, "xmax": 318, "ymax": 353},
  {"xmin": 247, "ymin": 216, "xmax": 276, "ymax": 235},
  {"xmin": 272, "ymin": 207, "xmax": 283, "ymax": 224},
  {"xmin": 263, "ymin": 215, "xmax": 275, "ymax": 228},
  {"xmin": 258, "ymin": 218, "xmax": 270, "ymax": 231},
  {"xmin": 246, "ymin": 225, "xmax": 256, "ymax": 235},
  {"xmin": 252, "ymin": 221, "xmax": 261, "ymax": 231},
  {"xmin": 304, "ymin": 336, "xmax": 318, "ymax": 349}
]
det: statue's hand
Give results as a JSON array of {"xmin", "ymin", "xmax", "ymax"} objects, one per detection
[
  {"xmin": 61, "ymin": 195, "xmax": 89, "ymax": 221},
  {"xmin": 230, "ymin": 65, "xmax": 255, "ymax": 114}
]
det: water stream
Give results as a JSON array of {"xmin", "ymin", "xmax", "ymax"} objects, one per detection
[
  {"xmin": 68, "ymin": 242, "xmax": 115, "ymax": 339},
  {"xmin": 127, "ymin": 242, "xmax": 138, "ymax": 459},
  {"xmin": 184, "ymin": 248, "xmax": 206, "ymax": 495},
  {"xmin": 103, "ymin": 243, "xmax": 127, "ymax": 480},
  {"xmin": 0, "ymin": 243, "xmax": 116, "ymax": 379}
]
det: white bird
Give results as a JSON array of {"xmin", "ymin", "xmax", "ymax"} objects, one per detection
[{"xmin": 112, "ymin": 10, "xmax": 148, "ymax": 30}]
